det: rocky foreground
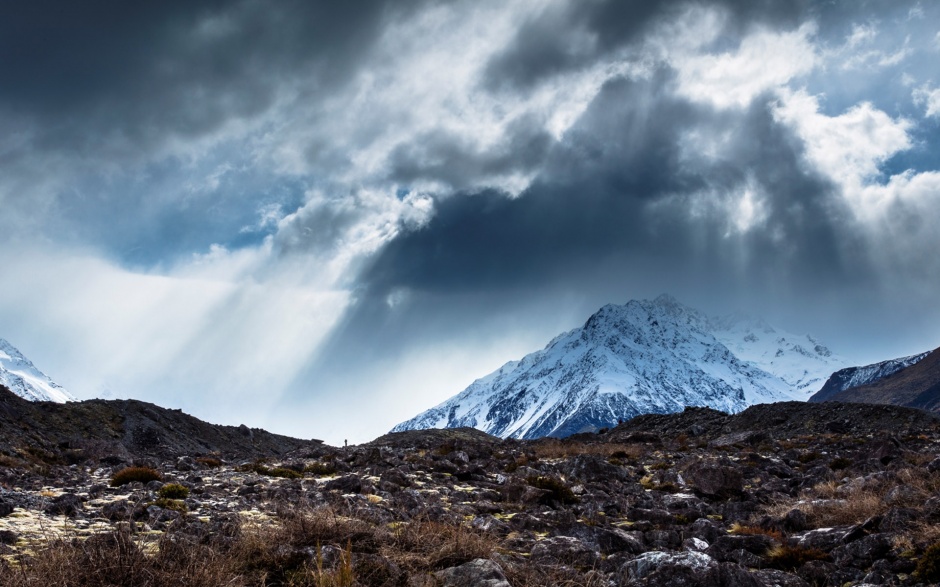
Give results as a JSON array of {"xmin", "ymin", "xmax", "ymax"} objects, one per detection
[{"xmin": 1, "ymin": 402, "xmax": 940, "ymax": 586}]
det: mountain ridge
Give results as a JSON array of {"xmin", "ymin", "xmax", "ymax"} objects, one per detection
[
  {"xmin": 393, "ymin": 295, "xmax": 848, "ymax": 439},
  {"xmin": 810, "ymin": 346, "xmax": 940, "ymax": 412},
  {"xmin": 0, "ymin": 382, "xmax": 324, "ymax": 465},
  {"xmin": 809, "ymin": 350, "xmax": 930, "ymax": 403}
]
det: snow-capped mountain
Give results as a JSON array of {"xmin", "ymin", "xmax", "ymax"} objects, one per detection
[
  {"xmin": 809, "ymin": 351, "xmax": 931, "ymax": 404},
  {"xmin": 393, "ymin": 295, "xmax": 849, "ymax": 439},
  {"xmin": 0, "ymin": 338, "xmax": 75, "ymax": 403},
  {"xmin": 710, "ymin": 315, "xmax": 849, "ymax": 397}
]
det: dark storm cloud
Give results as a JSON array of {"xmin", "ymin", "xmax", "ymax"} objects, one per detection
[
  {"xmin": 299, "ymin": 67, "xmax": 865, "ymax": 377},
  {"xmin": 483, "ymin": 0, "xmax": 810, "ymax": 91},
  {"xmin": 387, "ymin": 114, "xmax": 555, "ymax": 188},
  {"xmin": 1, "ymin": 0, "xmax": 427, "ymax": 149},
  {"xmin": 1, "ymin": 0, "xmax": 437, "ymax": 265}
]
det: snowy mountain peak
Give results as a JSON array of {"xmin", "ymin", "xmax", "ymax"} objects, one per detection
[
  {"xmin": 0, "ymin": 338, "xmax": 75, "ymax": 403},
  {"xmin": 393, "ymin": 296, "xmax": 850, "ymax": 439}
]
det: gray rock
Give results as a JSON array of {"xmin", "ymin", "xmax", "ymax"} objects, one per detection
[
  {"xmin": 831, "ymin": 533, "xmax": 892, "ymax": 566},
  {"xmin": 0, "ymin": 530, "xmax": 18, "ymax": 545},
  {"xmin": 622, "ymin": 551, "xmax": 715, "ymax": 581},
  {"xmin": 927, "ymin": 456, "xmax": 940, "ymax": 473},
  {"xmin": 44, "ymin": 492, "xmax": 82, "ymax": 516},
  {"xmin": 530, "ymin": 535, "xmax": 600, "ymax": 567},
  {"xmin": 685, "ymin": 461, "xmax": 743, "ymax": 498},
  {"xmin": 175, "ymin": 456, "xmax": 196, "ymax": 471},
  {"xmin": 434, "ymin": 558, "xmax": 511, "ymax": 587},
  {"xmin": 323, "ymin": 475, "xmax": 363, "ymax": 494},
  {"xmin": 750, "ymin": 569, "xmax": 810, "ymax": 587}
]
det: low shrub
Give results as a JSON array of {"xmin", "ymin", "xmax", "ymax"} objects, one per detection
[
  {"xmin": 797, "ymin": 451, "xmax": 822, "ymax": 464},
  {"xmin": 829, "ymin": 456, "xmax": 853, "ymax": 470},
  {"xmin": 765, "ymin": 544, "xmax": 830, "ymax": 570},
  {"xmin": 238, "ymin": 463, "xmax": 303, "ymax": 479},
  {"xmin": 158, "ymin": 483, "xmax": 190, "ymax": 499},
  {"xmin": 111, "ymin": 466, "xmax": 162, "ymax": 487},
  {"xmin": 195, "ymin": 456, "xmax": 222, "ymax": 468},
  {"xmin": 527, "ymin": 475, "xmax": 578, "ymax": 504},
  {"xmin": 305, "ymin": 462, "xmax": 338, "ymax": 476},
  {"xmin": 262, "ymin": 466, "xmax": 303, "ymax": 479},
  {"xmin": 915, "ymin": 542, "xmax": 940, "ymax": 583}
]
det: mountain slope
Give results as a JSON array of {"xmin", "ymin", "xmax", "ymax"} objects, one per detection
[
  {"xmin": 810, "ymin": 347, "xmax": 940, "ymax": 412},
  {"xmin": 393, "ymin": 295, "xmax": 842, "ymax": 439},
  {"xmin": 0, "ymin": 383, "xmax": 325, "ymax": 463},
  {"xmin": 809, "ymin": 351, "xmax": 930, "ymax": 403},
  {"xmin": 0, "ymin": 338, "xmax": 74, "ymax": 403},
  {"xmin": 710, "ymin": 316, "xmax": 848, "ymax": 397}
]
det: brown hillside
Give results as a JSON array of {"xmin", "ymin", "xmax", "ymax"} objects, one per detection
[
  {"xmin": 823, "ymin": 346, "xmax": 940, "ymax": 412},
  {"xmin": 0, "ymin": 384, "xmax": 325, "ymax": 466}
]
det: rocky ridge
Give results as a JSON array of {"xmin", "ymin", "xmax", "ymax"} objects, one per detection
[
  {"xmin": 2, "ymin": 391, "xmax": 940, "ymax": 586},
  {"xmin": 0, "ymin": 384, "xmax": 322, "ymax": 466}
]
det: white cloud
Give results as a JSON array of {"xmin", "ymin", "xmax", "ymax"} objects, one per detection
[
  {"xmin": 773, "ymin": 89, "xmax": 912, "ymax": 203},
  {"xmin": 914, "ymin": 85, "xmax": 940, "ymax": 117},
  {"xmin": 846, "ymin": 23, "xmax": 877, "ymax": 48},
  {"xmin": 672, "ymin": 22, "xmax": 818, "ymax": 109},
  {"xmin": 265, "ymin": 0, "xmax": 607, "ymax": 197}
]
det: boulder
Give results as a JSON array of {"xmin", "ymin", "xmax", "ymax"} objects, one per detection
[
  {"xmin": 434, "ymin": 558, "xmax": 511, "ymax": 587},
  {"xmin": 44, "ymin": 493, "xmax": 82, "ymax": 517},
  {"xmin": 685, "ymin": 461, "xmax": 743, "ymax": 498}
]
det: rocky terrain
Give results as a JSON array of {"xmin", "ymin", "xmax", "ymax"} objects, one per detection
[{"xmin": 2, "ymin": 390, "xmax": 940, "ymax": 585}]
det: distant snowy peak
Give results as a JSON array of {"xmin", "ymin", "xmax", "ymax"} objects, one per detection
[
  {"xmin": 0, "ymin": 339, "xmax": 75, "ymax": 403},
  {"xmin": 393, "ymin": 295, "xmax": 839, "ymax": 439},
  {"xmin": 809, "ymin": 351, "xmax": 931, "ymax": 403},
  {"xmin": 709, "ymin": 315, "xmax": 850, "ymax": 397}
]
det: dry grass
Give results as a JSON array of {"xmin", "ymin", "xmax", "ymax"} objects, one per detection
[
  {"xmin": 728, "ymin": 523, "xmax": 784, "ymax": 542},
  {"xmin": 110, "ymin": 466, "xmax": 162, "ymax": 487},
  {"xmin": 502, "ymin": 563, "xmax": 609, "ymax": 587},
  {"xmin": 0, "ymin": 502, "xmax": 610, "ymax": 586},
  {"xmin": 383, "ymin": 518, "xmax": 498, "ymax": 572},
  {"xmin": 531, "ymin": 439, "xmax": 644, "ymax": 460},
  {"xmin": 762, "ymin": 489, "xmax": 885, "ymax": 528},
  {"xmin": 760, "ymin": 465, "xmax": 940, "ymax": 529},
  {"xmin": 0, "ymin": 531, "xmax": 234, "ymax": 587},
  {"xmin": 765, "ymin": 544, "xmax": 830, "ymax": 571}
]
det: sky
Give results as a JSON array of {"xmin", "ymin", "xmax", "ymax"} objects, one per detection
[{"xmin": 2, "ymin": 0, "xmax": 939, "ymax": 445}]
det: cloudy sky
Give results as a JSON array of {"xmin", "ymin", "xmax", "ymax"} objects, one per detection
[{"xmin": 2, "ymin": 0, "xmax": 939, "ymax": 444}]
